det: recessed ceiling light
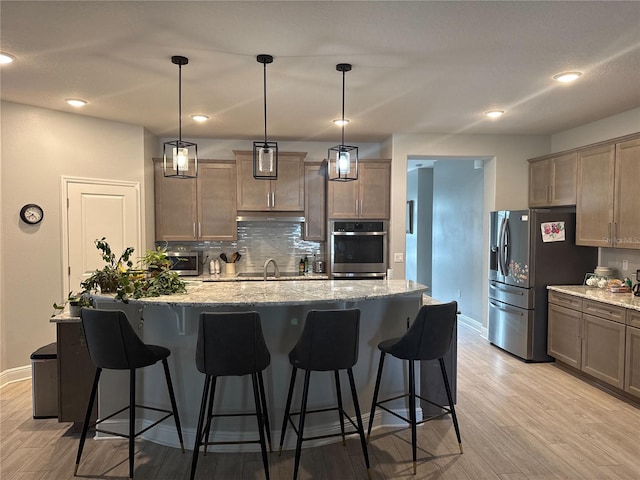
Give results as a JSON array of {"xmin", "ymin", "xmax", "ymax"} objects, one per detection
[
  {"xmin": 332, "ymin": 118, "xmax": 350, "ymax": 127},
  {"xmin": 191, "ymin": 114, "xmax": 209, "ymax": 122},
  {"xmin": 0, "ymin": 52, "xmax": 16, "ymax": 64},
  {"xmin": 484, "ymin": 110, "xmax": 504, "ymax": 119},
  {"xmin": 553, "ymin": 71, "xmax": 582, "ymax": 83},
  {"xmin": 65, "ymin": 98, "xmax": 88, "ymax": 107}
]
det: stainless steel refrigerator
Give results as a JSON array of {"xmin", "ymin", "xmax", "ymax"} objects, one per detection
[{"xmin": 488, "ymin": 208, "xmax": 597, "ymax": 362}]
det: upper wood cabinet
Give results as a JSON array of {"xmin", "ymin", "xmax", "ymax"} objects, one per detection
[
  {"xmin": 327, "ymin": 159, "xmax": 391, "ymax": 219},
  {"xmin": 576, "ymin": 136, "xmax": 640, "ymax": 249},
  {"xmin": 154, "ymin": 160, "xmax": 237, "ymax": 241},
  {"xmin": 235, "ymin": 151, "xmax": 306, "ymax": 211},
  {"xmin": 303, "ymin": 162, "xmax": 326, "ymax": 241},
  {"xmin": 528, "ymin": 152, "xmax": 577, "ymax": 207}
]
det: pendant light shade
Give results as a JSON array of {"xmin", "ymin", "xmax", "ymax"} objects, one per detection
[
  {"xmin": 164, "ymin": 55, "xmax": 198, "ymax": 178},
  {"xmin": 328, "ymin": 63, "xmax": 358, "ymax": 182},
  {"xmin": 253, "ymin": 54, "xmax": 278, "ymax": 180}
]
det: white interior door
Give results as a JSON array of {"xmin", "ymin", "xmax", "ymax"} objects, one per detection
[{"xmin": 63, "ymin": 178, "xmax": 141, "ymax": 293}]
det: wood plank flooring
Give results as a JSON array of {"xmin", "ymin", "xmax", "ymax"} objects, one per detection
[{"xmin": 2, "ymin": 323, "xmax": 639, "ymax": 479}]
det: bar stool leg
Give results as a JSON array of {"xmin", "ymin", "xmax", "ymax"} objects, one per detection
[
  {"xmin": 129, "ymin": 369, "xmax": 136, "ymax": 479},
  {"xmin": 190, "ymin": 375, "xmax": 211, "ymax": 480},
  {"xmin": 293, "ymin": 370, "xmax": 311, "ymax": 480},
  {"xmin": 203, "ymin": 376, "xmax": 217, "ymax": 456},
  {"xmin": 334, "ymin": 370, "xmax": 346, "ymax": 446},
  {"xmin": 278, "ymin": 367, "xmax": 297, "ymax": 455},
  {"xmin": 74, "ymin": 368, "xmax": 101, "ymax": 476},
  {"xmin": 439, "ymin": 358, "xmax": 463, "ymax": 454},
  {"xmin": 252, "ymin": 373, "xmax": 270, "ymax": 480},
  {"xmin": 347, "ymin": 368, "xmax": 371, "ymax": 476},
  {"xmin": 257, "ymin": 371, "xmax": 272, "ymax": 452},
  {"xmin": 162, "ymin": 358, "xmax": 185, "ymax": 452},
  {"xmin": 408, "ymin": 360, "xmax": 417, "ymax": 475},
  {"xmin": 367, "ymin": 352, "xmax": 385, "ymax": 441}
]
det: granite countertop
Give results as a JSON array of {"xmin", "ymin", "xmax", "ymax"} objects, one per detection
[
  {"xmin": 50, "ymin": 280, "xmax": 428, "ymax": 322},
  {"xmin": 548, "ymin": 285, "xmax": 640, "ymax": 311}
]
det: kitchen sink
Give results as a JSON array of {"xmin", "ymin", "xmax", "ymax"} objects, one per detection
[{"xmin": 237, "ymin": 271, "xmax": 303, "ymax": 278}]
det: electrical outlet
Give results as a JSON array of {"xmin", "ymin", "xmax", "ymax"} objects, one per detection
[
  {"xmin": 290, "ymin": 317, "xmax": 298, "ymax": 326},
  {"xmin": 457, "ymin": 289, "xmax": 461, "ymax": 298},
  {"xmin": 622, "ymin": 260, "xmax": 628, "ymax": 271},
  {"xmin": 394, "ymin": 253, "xmax": 404, "ymax": 263}
]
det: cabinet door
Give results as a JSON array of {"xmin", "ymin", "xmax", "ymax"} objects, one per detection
[
  {"xmin": 547, "ymin": 302, "xmax": 582, "ymax": 368},
  {"xmin": 272, "ymin": 154, "xmax": 304, "ymax": 211},
  {"xmin": 549, "ymin": 152, "xmax": 577, "ymax": 206},
  {"xmin": 581, "ymin": 313, "xmax": 625, "ymax": 388},
  {"xmin": 154, "ymin": 161, "xmax": 198, "ymax": 241},
  {"xmin": 528, "ymin": 159, "xmax": 550, "ymax": 207},
  {"xmin": 198, "ymin": 162, "xmax": 237, "ymax": 241},
  {"xmin": 614, "ymin": 138, "xmax": 640, "ymax": 249},
  {"xmin": 625, "ymin": 325, "xmax": 640, "ymax": 398},
  {"xmin": 576, "ymin": 144, "xmax": 615, "ymax": 247},
  {"xmin": 327, "ymin": 178, "xmax": 359, "ymax": 218},
  {"xmin": 57, "ymin": 323, "xmax": 97, "ymax": 423},
  {"xmin": 304, "ymin": 162, "xmax": 326, "ymax": 241},
  {"xmin": 236, "ymin": 155, "xmax": 271, "ymax": 211},
  {"xmin": 359, "ymin": 161, "xmax": 391, "ymax": 219}
]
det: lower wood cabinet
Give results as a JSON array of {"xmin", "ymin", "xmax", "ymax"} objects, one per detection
[
  {"xmin": 625, "ymin": 325, "xmax": 640, "ymax": 397},
  {"xmin": 581, "ymin": 313, "xmax": 625, "ymax": 388},
  {"xmin": 548, "ymin": 290, "xmax": 636, "ymax": 397},
  {"xmin": 547, "ymin": 302, "xmax": 582, "ymax": 368}
]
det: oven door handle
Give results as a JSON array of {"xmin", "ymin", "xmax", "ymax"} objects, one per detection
[{"xmin": 331, "ymin": 231, "xmax": 387, "ymax": 236}]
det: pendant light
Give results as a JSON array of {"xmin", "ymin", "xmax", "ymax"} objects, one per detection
[
  {"xmin": 328, "ymin": 63, "xmax": 358, "ymax": 182},
  {"xmin": 253, "ymin": 54, "xmax": 278, "ymax": 180},
  {"xmin": 163, "ymin": 55, "xmax": 198, "ymax": 178}
]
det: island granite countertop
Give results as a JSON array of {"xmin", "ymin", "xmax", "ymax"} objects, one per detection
[
  {"xmin": 548, "ymin": 285, "xmax": 640, "ymax": 312},
  {"xmin": 50, "ymin": 279, "xmax": 428, "ymax": 322}
]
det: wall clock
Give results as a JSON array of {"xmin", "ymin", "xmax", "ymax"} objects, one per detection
[{"xmin": 20, "ymin": 203, "xmax": 44, "ymax": 225}]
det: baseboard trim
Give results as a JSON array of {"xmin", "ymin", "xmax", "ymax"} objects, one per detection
[
  {"xmin": 0, "ymin": 365, "xmax": 31, "ymax": 389},
  {"xmin": 458, "ymin": 314, "xmax": 485, "ymax": 337}
]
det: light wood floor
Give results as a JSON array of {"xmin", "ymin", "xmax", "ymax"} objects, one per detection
[{"xmin": 2, "ymin": 323, "xmax": 640, "ymax": 479}]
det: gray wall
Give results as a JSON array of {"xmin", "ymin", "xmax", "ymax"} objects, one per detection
[
  {"xmin": 405, "ymin": 168, "xmax": 433, "ymax": 288},
  {"xmin": 431, "ymin": 161, "xmax": 484, "ymax": 322}
]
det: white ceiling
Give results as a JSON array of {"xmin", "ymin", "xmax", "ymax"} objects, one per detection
[{"xmin": 1, "ymin": 1, "xmax": 639, "ymax": 143}]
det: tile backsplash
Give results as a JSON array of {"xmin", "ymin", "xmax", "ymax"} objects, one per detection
[
  {"xmin": 159, "ymin": 221, "xmax": 325, "ymax": 274},
  {"xmin": 599, "ymin": 247, "xmax": 640, "ymax": 282}
]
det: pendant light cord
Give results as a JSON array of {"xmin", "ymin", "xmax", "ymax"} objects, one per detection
[
  {"xmin": 178, "ymin": 63, "xmax": 183, "ymax": 143},
  {"xmin": 341, "ymin": 68, "xmax": 346, "ymax": 147},
  {"xmin": 263, "ymin": 61, "xmax": 268, "ymax": 144}
]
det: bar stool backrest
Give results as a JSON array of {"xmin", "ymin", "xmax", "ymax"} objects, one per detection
[
  {"xmin": 387, "ymin": 301, "xmax": 458, "ymax": 361},
  {"xmin": 80, "ymin": 308, "xmax": 157, "ymax": 370},
  {"xmin": 289, "ymin": 308, "xmax": 360, "ymax": 371},
  {"xmin": 197, "ymin": 311, "xmax": 270, "ymax": 376}
]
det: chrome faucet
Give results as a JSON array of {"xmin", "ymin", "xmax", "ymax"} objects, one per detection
[{"xmin": 263, "ymin": 258, "xmax": 280, "ymax": 279}]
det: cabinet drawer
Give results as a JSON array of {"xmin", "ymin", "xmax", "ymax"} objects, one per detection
[
  {"xmin": 627, "ymin": 309, "xmax": 640, "ymax": 328},
  {"xmin": 548, "ymin": 290, "xmax": 582, "ymax": 311},
  {"xmin": 583, "ymin": 299, "xmax": 626, "ymax": 324}
]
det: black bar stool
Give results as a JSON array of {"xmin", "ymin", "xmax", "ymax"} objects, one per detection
[
  {"xmin": 75, "ymin": 308, "xmax": 184, "ymax": 479},
  {"xmin": 278, "ymin": 308, "xmax": 370, "ymax": 480},
  {"xmin": 190, "ymin": 311, "xmax": 271, "ymax": 480},
  {"xmin": 367, "ymin": 301, "xmax": 462, "ymax": 475}
]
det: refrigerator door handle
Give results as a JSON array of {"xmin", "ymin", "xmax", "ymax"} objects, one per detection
[
  {"xmin": 499, "ymin": 217, "xmax": 508, "ymax": 276},
  {"xmin": 489, "ymin": 282, "xmax": 525, "ymax": 296},
  {"xmin": 489, "ymin": 300, "xmax": 524, "ymax": 316}
]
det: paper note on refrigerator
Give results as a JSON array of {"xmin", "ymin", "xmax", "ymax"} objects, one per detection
[{"xmin": 541, "ymin": 221, "xmax": 565, "ymax": 242}]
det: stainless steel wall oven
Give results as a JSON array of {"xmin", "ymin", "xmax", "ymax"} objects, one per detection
[{"xmin": 330, "ymin": 221, "xmax": 388, "ymax": 278}]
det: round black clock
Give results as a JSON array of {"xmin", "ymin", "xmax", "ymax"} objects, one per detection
[{"xmin": 20, "ymin": 203, "xmax": 44, "ymax": 225}]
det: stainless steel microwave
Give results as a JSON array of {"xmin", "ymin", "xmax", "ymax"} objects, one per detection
[{"xmin": 166, "ymin": 251, "xmax": 202, "ymax": 276}]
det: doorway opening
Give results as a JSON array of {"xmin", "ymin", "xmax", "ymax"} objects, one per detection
[{"xmin": 405, "ymin": 156, "xmax": 489, "ymax": 328}]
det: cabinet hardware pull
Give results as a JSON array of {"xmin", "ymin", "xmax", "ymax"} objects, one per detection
[
  {"xmin": 266, "ymin": 192, "xmax": 270, "ymax": 208},
  {"xmin": 193, "ymin": 223, "xmax": 196, "ymax": 238},
  {"xmin": 198, "ymin": 222, "xmax": 201, "ymax": 238},
  {"xmin": 272, "ymin": 192, "xmax": 275, "ymax": 208},
  {"xmin": 608, "ymin": 223, "xmax": 612, "ymax": 245}
]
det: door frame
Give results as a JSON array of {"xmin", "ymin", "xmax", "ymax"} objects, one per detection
[{"xmin": 60, "ymin": 176, "xmax": 142, "ymax": 294}]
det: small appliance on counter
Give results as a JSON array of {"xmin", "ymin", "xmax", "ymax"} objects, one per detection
[{"xmin": 166, "ymin": 250, "xmax": 202, "ymax": 276}]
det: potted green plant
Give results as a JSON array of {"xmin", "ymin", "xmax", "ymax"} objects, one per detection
[
  {"xmin": 81, "ymin": 238, "xmax": 186, "ymax": 302},
  {"xmin": 52, "ymin": 291, "xmax": 93, "ymax": 317}
]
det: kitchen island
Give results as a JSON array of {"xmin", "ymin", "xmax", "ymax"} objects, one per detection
[{"xmin": 52, "ymin": 279, "xmax": 442, "ymax": 452}]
